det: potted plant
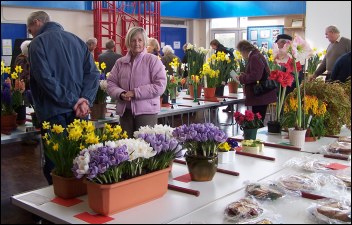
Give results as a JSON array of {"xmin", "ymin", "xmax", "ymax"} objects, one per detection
[
  {"xmin": 207, "ymin": 51, "xmax": 235, "ymax": 96},
  {"xmin": 282, "ymin": 95, "xmax": 328, "ymax": 141},
  {"xmin": 272, "ymin": 34, "xmax": 313, "ymax": 147},
  {"xmin": 218, "ymin": 142, "xmax": 231, "ymax": 164},
  {"xmin": 165, "ymin": 60, "xmax": 186, "ymax": 104},
  {"xmin": 266, "ymin": 58, "xmax": 295, "ymax": 133},
  {"xmin": 241, "ymin": 140, "xmax": 261, "ymax": 154},
  {"xmin": 200, "ymin": 63, "xmax": 220, "ymax": 99},
  {"xmin": 1, "ymin": 63, "xmax": 25, "ymax": 133},
  {"xmin": 185, "ymin": 44, "xmax": 208, "ymax": 96},
  {"xmin": 234, "ymin": 110, "xmax": 263, "ymax": 140},
  {"xmin": 73, "ymin": 124, "xmax": 180, "ymax": 215},
  {"xmin": 306, "ymin": 48, "xmax": 325, "ymax": 78},
  {"xmin": 287, "ymin": 79, "xmax": 350, "ymax": 135},
  {"xmin": 172, "ymin": 123, "xmax": 228, "ymax": 181},
  {"xmin": 226, "ymin": 138, "xmax": 239, "ymax": 162},
  {"xmin": 91, "ymin": 62, "xmax": 108, "ymax": 120},
  {"xmin": 42, "ymin": 120, "xmax": 128, "ymax": 199}
]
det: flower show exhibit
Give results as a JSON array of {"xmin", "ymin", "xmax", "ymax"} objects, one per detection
[{"xmin": 2, "ymin": 2, "xmax": 351, "ymax": 223}]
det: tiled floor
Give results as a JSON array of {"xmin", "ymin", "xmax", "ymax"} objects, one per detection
[{"xmin": 1, "ymin": 104, "xmax": 272, "ymax": 224}]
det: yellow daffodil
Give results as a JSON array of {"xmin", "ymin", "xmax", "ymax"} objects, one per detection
[
  {"xmin": 53, "ymin": 143, "xmax": 59, "ymax": 151},
  {"xmin": 101, "ymin": 62, "xmax": 106, "ymax": 70},
  {"xmin": 42, "ymin": 121, "xmax": 50, "ymax": 129},
  {"xmin": 51, "ymin": 124, "xmax": 65, "ymax": 134},
  {"xmin": 218, "ymin": 142, "xmax": 231, "ymax": 151},
  {"xmin": 15, "ymin": 65, "xmax": 23, "ymax": 73},
  {"xmin": 11, "ymin": 72, "xmax": 18, "ymax": 79}
]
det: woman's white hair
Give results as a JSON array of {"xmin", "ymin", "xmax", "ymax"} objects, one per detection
[
  {"xmin": 20, "ymin": 40, "xmax": 32, "ymax": 56},
  {"xmin": 125, "ymin": 27, "xmax": 148, "ymax": 50},
  {"xmin": 162, "ymin": 45, "xmax": 174, "ymax": 55}
]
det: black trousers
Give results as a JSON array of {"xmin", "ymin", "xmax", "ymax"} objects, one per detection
[{"xmin": 252, "ymin": 105, "xmax": 268, "ymax": 124}]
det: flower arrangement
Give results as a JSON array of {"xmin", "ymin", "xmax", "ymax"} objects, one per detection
[
  {"xmin": 273, "ymin": 34, "xmax": 313, "ymax": 130},
  {"xmin": 42, "ymin": 119, "xmax": 128, "ymax": 178},
  {"xmin": 94, "ymin": 62, "xmax": 108, "ymax": 104},
  {"xmin": 283, "ymin": 95, "xmax": 327, "ymax": 138},
  {"xmin": 234, "ymin": 50, "xmax": 246, "ymax": 73},
  {"xmin": 134, "ymin": 124, "xmax": 182, "ymax": 171},
  {"xmin": 72, "ymin": 124, "xmax": 181, "ymax": 185},
  {"xmin": 72, "ymin": 139, "xmax": 155, "ymax": 184},
  {"xmin": 185, "ymin": 43, "xmax": 209, "ymax": 82},
  {"xmin": 268, "ymin": 58, "xmax": 295, "ymax": 122},
  {"xmin": 1, "ymin": 64, "xmax": 25, "ymax": 116},
  {"xmin": 172, "ymin": 123, "xmax": 227, "ymax": 157},
  {"xmin": 234, "ymin": 110, "xmax": 264, "ymax": 129},
  {"xmin": 200, "ymin": 63, "xmax": 219, "ymax": 88},
  {"xmin": 206, "ymin": 51, "xmax": 235, "ymax": 87},
  {"xmin": 260, "ymin": 48, "xmax": 281, "ymax": 71},
  {"xmin": 306, "ymin": 48, "xmax": 325, "ymax": 76}
]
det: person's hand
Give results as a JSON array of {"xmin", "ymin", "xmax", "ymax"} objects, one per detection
[
  {"xmin": 125, "ymin": 90, "xmax": 135, "ymax": 98},
  {"xmin": 74, "ymin": 98, "xmax": 90, "ymax": 118},
  {"xmin": 120, "ymin": 92, "xmax": 131, "ymax": 101}
]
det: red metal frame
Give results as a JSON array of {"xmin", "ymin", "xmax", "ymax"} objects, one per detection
[{"xmin": 93, "ymin": 1, "xmax": 160, "ymax": 58}]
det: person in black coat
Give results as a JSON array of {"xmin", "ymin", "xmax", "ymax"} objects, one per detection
[{"xmin": 330, "ymin": 51, "xmax": 351, "ymax": 82}]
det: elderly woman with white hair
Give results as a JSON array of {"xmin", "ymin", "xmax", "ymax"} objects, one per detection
[
  {"xmin": 107, "ymin": 27, "xmax": 166, "ymax": 137},
  {"xmin": 15, "ymin": 40, "xmax": 32, "ymax": 90},
  {"xmin": 161, "ymin": 45, "xmax": 181, "ymax": 76}
]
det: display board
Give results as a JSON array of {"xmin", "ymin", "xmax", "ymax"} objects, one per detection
[{"xmin": 247, "ymin": 25, "xmax": 284, "ymax": 49}]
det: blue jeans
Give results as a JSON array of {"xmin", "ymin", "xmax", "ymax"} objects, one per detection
[{"xmin": 40, "ymin": 111, "xmax": 86, "ymax": 185}]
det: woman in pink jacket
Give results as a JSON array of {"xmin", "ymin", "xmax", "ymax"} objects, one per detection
[{"xmin": 107, "ymin": 27, "xmax": 167, "ymax": 137}]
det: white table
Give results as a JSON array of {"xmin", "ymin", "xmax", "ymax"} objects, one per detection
[
  {"xmin": 11, "ymin": 145, "xmax": 313, "ymax": 224},
  {"xmin": 233, "ymin": 126, "xmax": 351, "ymax": 154},
  {"xmin": 170, "ymin": 156, "xmax": 351, "ymax": 224}
]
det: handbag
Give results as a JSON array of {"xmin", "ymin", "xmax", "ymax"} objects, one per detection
[{"xmin": 253, "ymin": 58, "xmax": 278, "ymax": 96}]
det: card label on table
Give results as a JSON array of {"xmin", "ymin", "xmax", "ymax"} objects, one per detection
[{"xmin": 171, "ymin": 104, "xmax": 179, "ymax": 109}]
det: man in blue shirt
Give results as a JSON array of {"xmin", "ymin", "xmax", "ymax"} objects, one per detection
[
  {"xmin": 27, "ymin": 11, "xmax": 99, "ymax": 184},
  {"xmin": 330, "ymin": 51, "xmax": 351, "ymax": 82}
]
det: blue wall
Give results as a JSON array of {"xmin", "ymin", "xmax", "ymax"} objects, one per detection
[
  {"xmin": 200, "ymin": 1, "xmax": 306, "ymax": 18},
  {"xmin": 1, "ymin": 1, "xmax": 306, "ymax": 18}
]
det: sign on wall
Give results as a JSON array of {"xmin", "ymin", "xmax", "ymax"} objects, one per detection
[{"xmin": 247, "ymin": 25, "xmax": 284, "ymax": 49}]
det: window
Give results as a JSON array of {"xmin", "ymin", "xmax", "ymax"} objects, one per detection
[{"xmin": 211, "ymin": 18, "xmax": 238, "ymax": 29}]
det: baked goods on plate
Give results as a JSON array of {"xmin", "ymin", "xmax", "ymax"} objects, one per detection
[
  {"xmin": 245, "ymin": 183, "xmax": 285, "ymax": 200},
  {"xmin": 225, "ymin": 198, "xmax": 263, "ymax": 221},
  {"xmin": 311, "ymin": 200, "xmax": 351, "ymax": 223}
]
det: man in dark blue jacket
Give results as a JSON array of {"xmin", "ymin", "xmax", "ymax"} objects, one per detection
[{"xmin": 27, "ymin": 11, "xmax": 99, "ymax": 184}]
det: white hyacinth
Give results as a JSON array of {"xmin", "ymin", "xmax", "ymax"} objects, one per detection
[
  {"xmin": 114, "ymin": 138, "xmax": 155, "ymax": 161},
  {"xmin": 133, "ymin": 124, "xmax": 175, "ymax": 139},
  {"xmin": 100, "ymin": 80, "xmax": 108, "ymax": 91}
]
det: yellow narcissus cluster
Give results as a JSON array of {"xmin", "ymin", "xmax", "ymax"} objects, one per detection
[
  {"xmin": 201, "ymin": 63, "xmax": 220, "ymax": 88},
  {"xmin": 101, "ymin": 123, "xmax": 128, "ymax": 141},
  {"xmin": 169, "ymin": 57, "xmax": 179, "ymax": 74}
]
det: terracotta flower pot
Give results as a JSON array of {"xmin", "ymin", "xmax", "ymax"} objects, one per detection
[
  {"xmin": 51, "ymin": 173, "xmax": 87, "ymax": 199},
  {"xmin": 84, "ymin": 167, "xmax": 171, "ymax": 216},
  {"xmin": 185, "ymin": 153, "xmax": 218, "ymax": 181},
  {"xmin": 90, "ymin": 103, "xmax": 107, "ymax": 120},
  {"xmin": 1, "ymin": 113, "xmax": 18, "ymax": 134},
  {"xmin": 228, "ymin": 81, "xmax": 238, "ymax": 93},
  {"xmin": 189, "ymin": 84, "xmax": 202, "ymax": 98},
  {"xmin": 203, "ymin": 87, "xmax": 216, "ymax": 99}
]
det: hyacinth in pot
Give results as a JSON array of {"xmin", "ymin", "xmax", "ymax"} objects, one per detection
[
  {"xmin": 72, "ymin": 124, "xmax": 181, "ymax": 215},
  {"xmin": 172, "ymin": 123, "xmax": 227, "ymax": 181}
]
